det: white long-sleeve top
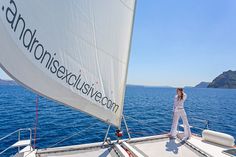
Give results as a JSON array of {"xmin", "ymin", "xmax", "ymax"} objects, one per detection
[{"xmin": 173, "ymin": 93, "xmax": 187, "ymax": 111}]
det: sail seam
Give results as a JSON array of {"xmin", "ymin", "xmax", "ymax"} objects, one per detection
[
  {"xmin": 75, "ymin": 35, "xmax": 127, "ymax": 65},
  {"xmin": 90, "ymin": 1, "xmax": 106, "ymax": 98},
  {"xmin": 119, "ymin": 0, "xmax": 134, "ymax": 11}
]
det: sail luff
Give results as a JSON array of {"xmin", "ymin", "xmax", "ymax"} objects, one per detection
[{"xmin": 118, "ymin": 0, "xmax": 137, "ymax": 129}]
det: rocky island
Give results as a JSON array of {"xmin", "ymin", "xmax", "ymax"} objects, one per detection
[
  {"xmin": 208, "ymin": 70, "xmax": 236, "ymax": 89},
  {"xmin": 195, "ymin": 82, "xmax": 210, "ymax": 88}
]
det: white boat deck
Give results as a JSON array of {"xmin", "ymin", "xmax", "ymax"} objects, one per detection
[
  {"xmin": 130, "ymin": 137, "xmax": 202, "ymax": 157},
  {"xmin": 38, "ymin": 147, "xmax": 115, "ymax": 157},
  {"xmin": 33, "ymin": 134, "xmax": 203, "ymax": 157},
  {"xmin": 16, "ymin": 134, "xmax": 235, "ymax": 157},
  {"xmin": 36, "ymin": 142, "xmax": 117, "ymax": 157}
]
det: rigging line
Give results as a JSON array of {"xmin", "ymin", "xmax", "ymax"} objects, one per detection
[
  {"xmin": 33, "ymin": 95, "xmax": 39, "ymax": 149},
  {"xmin": 36, "ymin": 120, "xmax": 101, "ymax": 140},
  {"xmin": 125, "ymin": 115, "xmax": 167, "ymax": 133},
  {"xmin": 189, "ymin": 116, "xmax": 236, "ymax": 129},
  {"xmin": 49, "ymin": 122, "xmax": 100, "ymax": 148},
  {"xmin": 38, "ymin": 126, "xmax": 84, "ymax": 140}
]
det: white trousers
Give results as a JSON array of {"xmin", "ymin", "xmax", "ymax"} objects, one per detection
[{"xmin": 170, "ymin": 109, "xmax": 191, "ymax": 137}]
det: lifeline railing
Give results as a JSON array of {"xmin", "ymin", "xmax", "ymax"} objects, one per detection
[
  {"xmin": 117, "ymin": 115, "xmax": 232, "ymax": 139},
  {"xmin": 0, "ymin": 116, "xmax": 233, "ymax": 155},
  {"xmin": 124, "ymin": 115, "xmax": 211, "ymax": 137},
  {"xmin": 190, "ymin": 117, "xmax": 209, "ymax": 130},
  {"xmin": 0, "ymin": 128, "xmax": 32, "ymax": 155}
]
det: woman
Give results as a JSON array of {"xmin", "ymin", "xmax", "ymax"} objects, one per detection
[{"xmin": 170, "ymin": 88, "xmax": 191, "ymax": 140}]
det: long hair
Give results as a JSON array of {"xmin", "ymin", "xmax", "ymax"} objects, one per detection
[{"xmin": 177, "ymin": 88, "xmax": 184, "ymax": 101}]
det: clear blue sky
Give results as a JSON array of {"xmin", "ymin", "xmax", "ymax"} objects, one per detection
[
  {"xmin": 127, "ymin": 0, "xmax": 236, "ymax": 87},
  {"xmin": 1, "ymin": 0, "xmax": 236, "ymax": 87}
]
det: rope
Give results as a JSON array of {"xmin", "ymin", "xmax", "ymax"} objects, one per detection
[
  {"xmin": 125, "ymin": 115, "xmax": 168, "ymax": 133},
  {"xmin": 49, "ymin": 122, "xmax": 99, "ymax": 148},
  {"xmin": 33, "ymin": 95, "xmax": 39, "ymax": 149}
]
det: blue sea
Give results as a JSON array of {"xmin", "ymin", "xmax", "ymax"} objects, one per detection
[{"xmin": 0, "ymin": 85, "xmax": 236, "ymax": 156}]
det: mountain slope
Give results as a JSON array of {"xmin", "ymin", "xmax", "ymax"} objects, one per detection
[
  {"xmin": 195, "ymin": 82, "xmax": 210, "ymax": 88},
  {"xmin": 208, "ymin": 70, "xmax": 236, "ymax": 89}
]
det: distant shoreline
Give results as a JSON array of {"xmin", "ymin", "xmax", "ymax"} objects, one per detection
[
  {"xmin": 1, "ymin": 78, "xmax": 236, "ymax": 89},
  {"xmin": 0, "ymin": 79, "xmax": 17, "ymax": 85}
]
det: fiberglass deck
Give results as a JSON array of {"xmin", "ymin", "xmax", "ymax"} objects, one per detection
[
  {"xmin": 18, "ymin": 134, "xmax": 235, "ymax": 157},
  {"xmin": 34, "ymin": 135, "xmax": 204, "ymax": 157}
]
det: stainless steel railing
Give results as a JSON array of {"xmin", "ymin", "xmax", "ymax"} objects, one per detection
[
  {"xmin": 125, "ymin": 115, "xmax": 211, "ymax": 137},
  {"xmin": 0, "ymin": 128, "xmax": 32, "ymax": 155},
  {"xmin": 190, "ymin": 117, "xmax": 209, "ymax": 130}
]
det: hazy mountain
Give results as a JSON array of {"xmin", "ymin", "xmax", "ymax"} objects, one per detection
[
  {"xmin": 0, "ymin": 79, "xmax": 17, "ymax": 85},
  {"xmin": 184, "ymin": 86, "xmax": 193, "ymax": 88},
  {"xmin": 195, "ymin": 82, "xmax": 210, "ymax": 88},
  {"xmin": 208, "ymin": 70, "xmax": 236, "ymax": 89}
]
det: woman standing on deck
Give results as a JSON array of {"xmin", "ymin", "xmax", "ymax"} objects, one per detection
[{"xmin": 170, "ymin": 88, "xmax": 191, "ymax": 140}]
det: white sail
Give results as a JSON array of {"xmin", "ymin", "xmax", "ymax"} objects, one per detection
[{"xmin": 0, "ymin": 0, "xmax": 135, "ymax": 127}]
